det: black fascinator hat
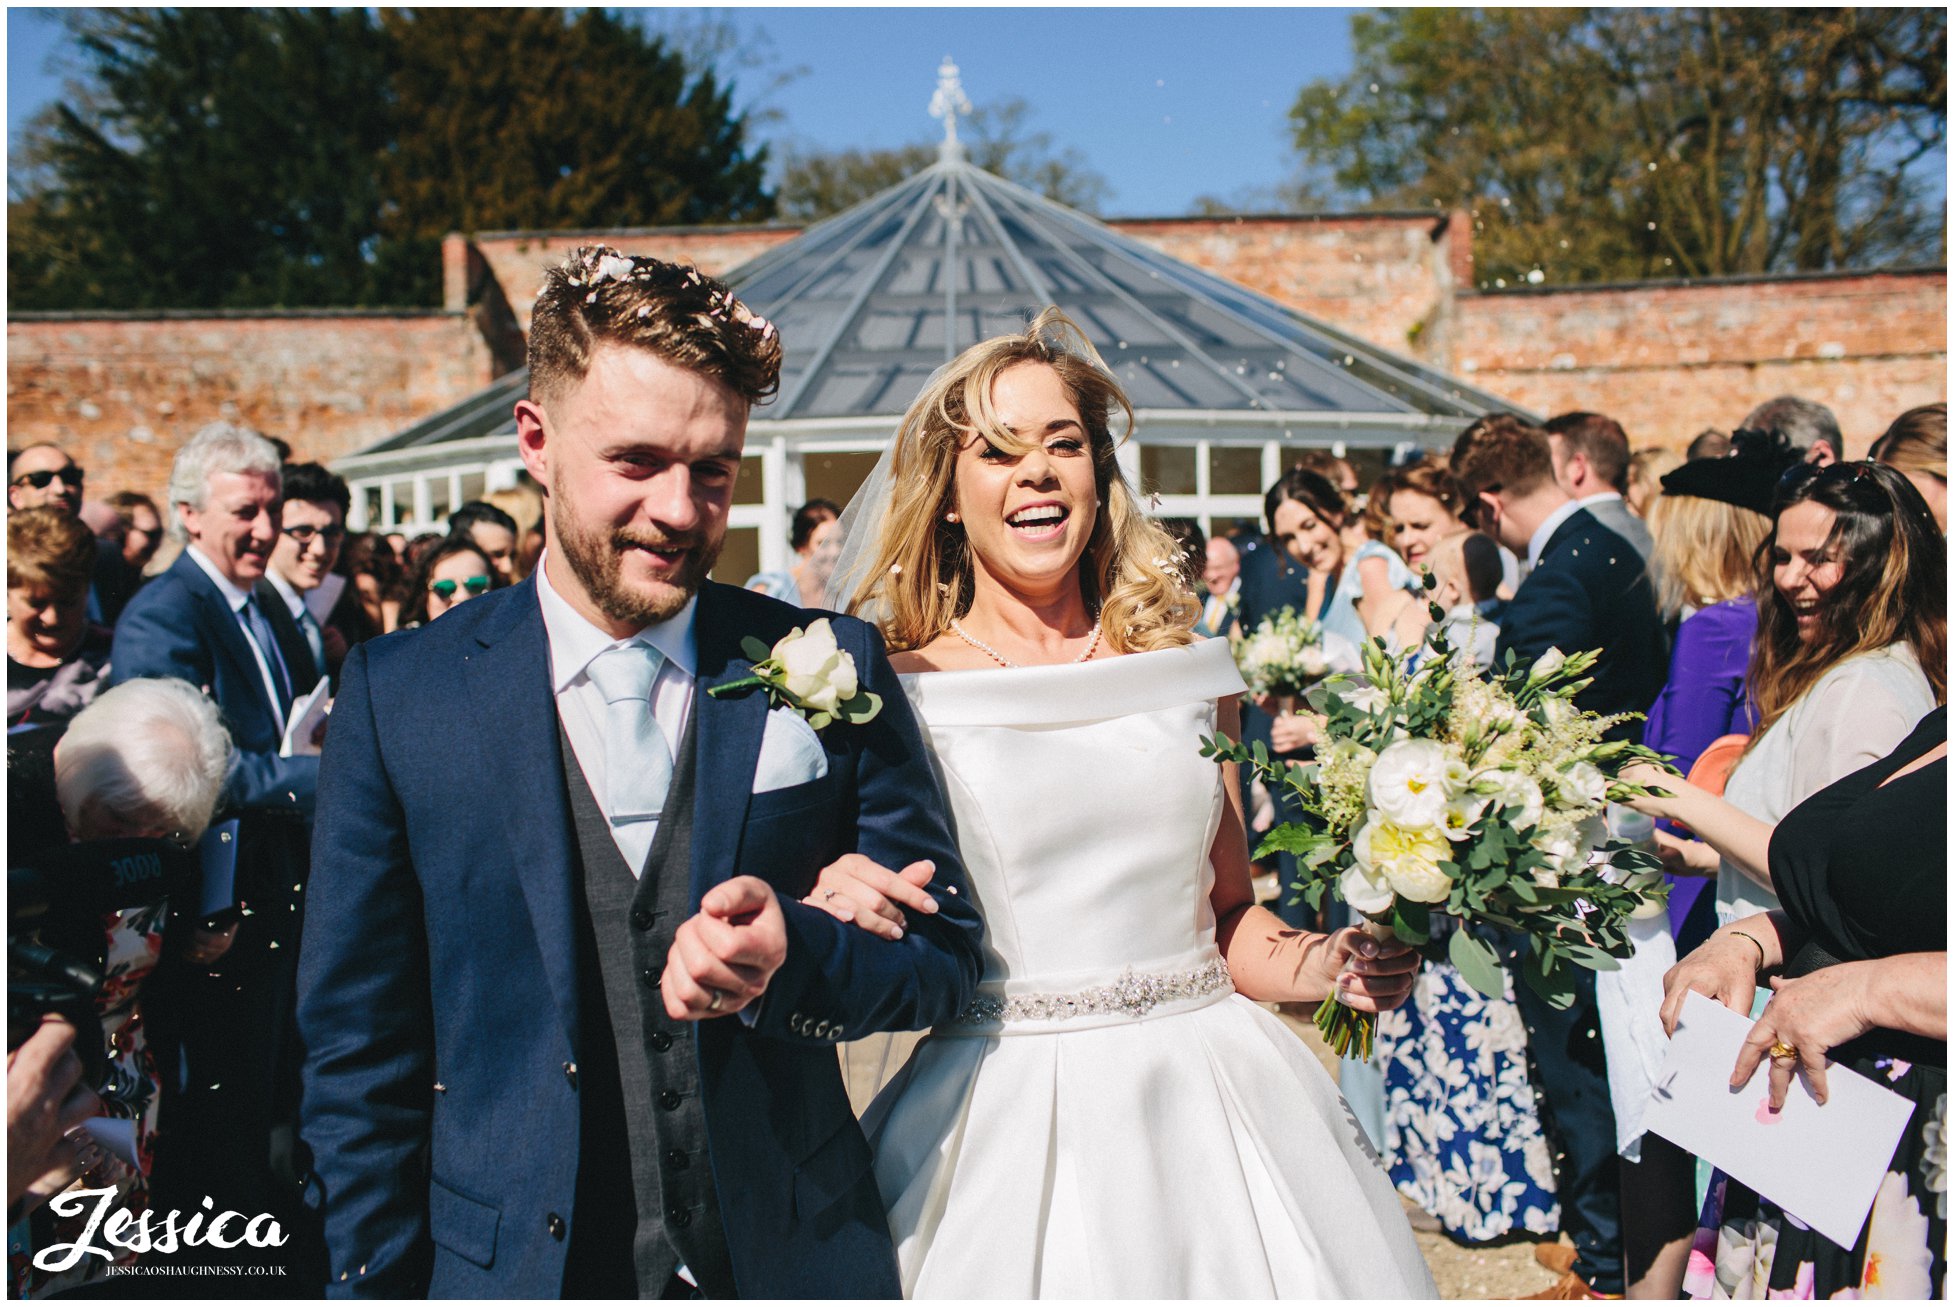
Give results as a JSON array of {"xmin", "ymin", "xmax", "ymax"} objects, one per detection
[{"xmin": 1659, "ymin": 427, "xmax": 1804, "ymax": 516}]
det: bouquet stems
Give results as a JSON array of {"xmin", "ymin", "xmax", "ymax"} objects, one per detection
[{"xmin": 1313, "ymin": 918, "xmax": 1395, "ymax": 1062}]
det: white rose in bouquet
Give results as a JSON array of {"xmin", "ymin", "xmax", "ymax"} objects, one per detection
[
  {"xmin": 775, "ymin": 618, "xmax": 855, "ymax": 714},
  {"xmin": 1480, "ymin": 770, "xmax": 1545, "ymax": 830},
  {"xmin": 1557, "ymin": 760, "xmax": 1609, "ymax": 809},
  {"xmin": 1367, "ymin": 739, "xmax": 1468, "ymax": 829},
  {"xmin": 1338, "ymin": 858, "xmax": 1397, "ymax": 916}
]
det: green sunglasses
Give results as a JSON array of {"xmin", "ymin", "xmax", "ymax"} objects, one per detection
[{"xmin": 429, "ymin": 576, "xmax": 492, "ymax": 600}]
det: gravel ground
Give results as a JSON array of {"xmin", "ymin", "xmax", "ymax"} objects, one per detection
[{"xmin": 839, "ymin": 1014, "xmax": 1564, "ymax": 1299}]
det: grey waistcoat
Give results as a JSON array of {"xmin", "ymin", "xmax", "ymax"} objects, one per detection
[{"xmin": 561, "ymin": 715, "xmax": 735, "ymax": 1298}]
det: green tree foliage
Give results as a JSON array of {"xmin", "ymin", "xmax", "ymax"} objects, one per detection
[
  {"xmin": 777, "ymin": 97, "xmax": 1110, "ymax": 222},
  {"xmin": 10, "ymin": 8, "xmax": 775, "ymax": 310},
  {"xmin": 1287, "ymin": 8, "xmax": 1946, "ymax": 286}
]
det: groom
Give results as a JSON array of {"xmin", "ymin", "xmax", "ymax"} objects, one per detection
[{"xmin": 296, "ymin": 248, "xmax": 984, "ymax": 1298}]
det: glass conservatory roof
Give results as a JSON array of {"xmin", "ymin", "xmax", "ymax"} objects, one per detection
[{"xmin": 356, "ymin": 97, "xmax": 1519, "ymax": 458}]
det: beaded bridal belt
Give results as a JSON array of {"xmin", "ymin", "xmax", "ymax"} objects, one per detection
[{"xmin": 950, "ymin": 957, "xmax": 1234, "ymax": 1029}]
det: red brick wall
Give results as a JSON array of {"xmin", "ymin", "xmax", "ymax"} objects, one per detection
[
  {"xmin": 1450, "ymin": 271, "xmax": 1948, "ymax": 454},
  {"xmin": 1111, "ymin": 212, "xmax": 1464, "ymax": 362},
  {"xmin": 7, "ymin": 313, "xmax": 499, "ymax": 504}
]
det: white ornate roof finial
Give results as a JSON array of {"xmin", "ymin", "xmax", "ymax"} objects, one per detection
[{"xmin": 930, "ymin": 55, "xmax": 972, "ymax": 162}]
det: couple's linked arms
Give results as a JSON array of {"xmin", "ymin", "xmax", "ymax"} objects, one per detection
[{"xmin": 686, "ymin": 616, "xmax": 984, "ymax": 1041}]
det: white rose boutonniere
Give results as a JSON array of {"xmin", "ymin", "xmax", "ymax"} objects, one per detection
[{"xmin": 708, "ymin": 618, "xmax": 883, "ymax": 730}]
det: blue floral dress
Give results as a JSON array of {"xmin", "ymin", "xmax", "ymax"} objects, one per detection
[{"xmin": 1377, "ymin": 920, "xmax": 1561, "ymax": 1242}]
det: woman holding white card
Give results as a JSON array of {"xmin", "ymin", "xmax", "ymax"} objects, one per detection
[{"xmin": 1647, "ymin": 705, "xmax": 1946, "ymax": 1300}]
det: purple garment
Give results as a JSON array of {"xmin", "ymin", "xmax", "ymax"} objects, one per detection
[{"xmin": 1642, "ymin": 597, "xmax": 1759, "ymax": 936}]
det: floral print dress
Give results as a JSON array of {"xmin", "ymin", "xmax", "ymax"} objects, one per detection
[
  {"xmin": 1377, "ymin": 918, "xmax": 1561, "ymax": 1242},
  {"xmin": 1685, "ymin": 708, "xmax": 1946, "ymax": 1299}
]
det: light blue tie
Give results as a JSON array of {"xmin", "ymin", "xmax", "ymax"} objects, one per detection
[{"xmin": 584, "ymin": 643, "xmax": 674, "ymax": 830}]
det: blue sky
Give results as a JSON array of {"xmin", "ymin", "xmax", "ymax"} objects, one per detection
[{"xmin": 7, "ymin": 6, "xmax": 1361, "ymax": 218}]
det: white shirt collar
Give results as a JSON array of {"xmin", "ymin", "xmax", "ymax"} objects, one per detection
[
  {"xmin": 1527, "ymin": 498, "xmax": 1585, "ymax": 569},
  {"xmin": 265, "ymin": 567, "xmax": 308, "ymax": 620},
  {"xmin": 1578, "ymin": 490, "xmax": 1624, "ymax": 509},
  {"xmin": 534, "ymin": 550, "xmax": 697, "ymax": 694},
  {"xmin": 185, "ymin": 545, "xmax": 253, "ymax": 612}
]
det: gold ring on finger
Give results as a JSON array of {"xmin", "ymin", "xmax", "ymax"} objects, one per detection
[{"xmin": 1768, "ymin": 1040, "xmax": 1798, "ymax": 1062}]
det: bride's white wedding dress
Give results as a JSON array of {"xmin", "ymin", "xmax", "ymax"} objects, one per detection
[{"xmin": 861, "ymin": 638, "xmax": 1436, "ymax": 1298}]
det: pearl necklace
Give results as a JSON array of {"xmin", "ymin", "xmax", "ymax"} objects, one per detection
[{"xmin": 949, "ymin": 618, "xmax": 1102, "ymax": 669}]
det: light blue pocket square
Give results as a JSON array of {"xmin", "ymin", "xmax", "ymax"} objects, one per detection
[{"xmin": 753, "ymin": 706, "xmax": 830, "ymax": 794}]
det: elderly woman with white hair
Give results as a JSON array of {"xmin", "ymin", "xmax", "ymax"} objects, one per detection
[{"xmin": 19, "ymin": 678, "xmax": 234, "ymax": 1293}]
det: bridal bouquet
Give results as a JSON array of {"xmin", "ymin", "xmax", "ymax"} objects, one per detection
[
  {"xmin": 1204, "ymin": 597, "xmax": 1672, "ymax": 1059},
  {"xmin": 1232, "ymin": 606, "xmax": 1360, "ymax": 700}
]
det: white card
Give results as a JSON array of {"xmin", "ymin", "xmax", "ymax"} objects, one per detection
[
  {"xmin": 281, "ymin": 678, "xmax": 332, "ymax": 757},
  {"xmin": 1642, "ymin": 990, "xmax": 1916, "ymax": 1248}
]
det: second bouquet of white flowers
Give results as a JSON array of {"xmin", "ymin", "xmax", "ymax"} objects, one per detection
[
  {"xmin": 1232, "ymin": 605, "xmax": 1361, "ymax": 700},
  {"xmin": 1203, "ymin": 592, "xmax": 1673, "ymax": 1059}
]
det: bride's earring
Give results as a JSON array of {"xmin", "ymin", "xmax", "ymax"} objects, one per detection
[{"xmin": 945, "ymin": 511, "xmax": 960, "ymax": 524}]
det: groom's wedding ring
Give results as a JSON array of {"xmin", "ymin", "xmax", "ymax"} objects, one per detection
[
  {"xmin": 1768, "ymin": 1040, "xmax": 1799, "ymax": 1062},
  {"xmin": 707, "ymin": 988, "xmax": 725, "ymax": 1013}
]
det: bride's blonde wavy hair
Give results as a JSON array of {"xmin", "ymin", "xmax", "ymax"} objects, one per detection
[{"xmin": 844, "ymin": 308, "xmax": 1199, "ymax": 654}]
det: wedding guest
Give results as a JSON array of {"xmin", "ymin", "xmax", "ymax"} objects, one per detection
[
  {"xmin": 1869, "ymin": 402, "xmax": 1947, "ymax": 531},
  {"xmin": 1343, "ymin": 473, "xmax": 1428, "ymax": 648},
  {"xmin": 745, "ymin": 498, "xmax": 843, "ymax": 608},
  {"xmin": 1451, "ymin": 412, "xmax": 1668, "ymax": 1300},
  {"xmin": 1641, "ymin": 708, "xmax": 1946, "ymax": 1299},
  {"xmin": 1642, "ymin": 462, "xmax": 1943, "ymax": 926},
  {"xmin": 1387, "ymin": 461, "xmax": 1519, "ymax": 599},
  {"xmin": 1544, "ymin": 411, "xmax": 1654, "ymax": 563},
  {"xmin": 5, "ymin": 1017, "xmax": 100, "ymax": 1214},
  {"xmin": 1295, "ymin": 448, "xmax": 1359, "ymax": 498},
  {"xmin": 340, "ymin": 532, "xmax": 404, "ymax": 635},
  {"xmin": 108, "ymin": 423, "xmax": 320, "ymax": 1273},
  {"xmin": 1624, "ymin": 447, "xmax": 1682, "ymax": 519},
  {"xmin": 26, "ymin": 678, "xmax": 234, "ymax": 1296},
  {"xmin": 1739, "ymin": 395, "xmax": 1842, "ymax": 466},
  {"xmin": 1642, "ymin": 431, "xmax": 1793, "ymax": 943},
  {"xmin": 1421, "ymin": 529, "xmax": 1503, "ymax": 668},
  {"xmin": 397, "ymin": 536, "xmax": 494, "ymax": 629},
  {"xmin": 403, "ymin": 530, "xmax": 446, "ymax": 571},
  {"xmin": 1687, "ymin": 428, "xmax": 1733, "ymax": 461},
  {"xmin": 91, "ymin": 490, "xmax": 165, "ymax": 624},
  {"xmin": 262, "ymin": 462, "xmax": 350, "ymax": 700},
  {"xmin": 1198, "ymin": 533, "xmax": 1241, "ymax": 638},
  {"xmin": 448, "ymin": 500, "xmax": 520, "ymax": 585},
  {"xmin": 1233, "ymin": 475, "xmax": 1319, "ymax": 915},
  {"xmin": 8, "ymin": 443, "xmax": 84, "ymax": 515},
  {"xmin": 8, "ymin": 508, "xmax": 114, "ymax": 727}
]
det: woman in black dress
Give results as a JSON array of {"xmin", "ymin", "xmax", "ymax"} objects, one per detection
[{"xmin": 1656, "ymin": 707, "xmax": 1947, "ymax": 1299}]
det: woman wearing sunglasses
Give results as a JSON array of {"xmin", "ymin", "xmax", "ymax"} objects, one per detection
[{"xmin": 398, "ymin": 535, "xmax": 495, "ymax": 629}]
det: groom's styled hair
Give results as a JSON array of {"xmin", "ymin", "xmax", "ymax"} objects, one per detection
[{"xmin": 527, "ymin": 245, "xmax": 783, "ymax": 408}]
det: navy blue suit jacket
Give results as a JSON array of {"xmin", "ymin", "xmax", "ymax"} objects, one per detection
[
  {"xmin": 1495, "ymin": 508, "xmax": 1669, "ymax": 742},
  {"xmin": 295, "ymin": 577, "xmax": 983, "ymax": 1298},
  {"xmin": 108, "ymin": 550, "xmax": 320, "ymax": 816}
]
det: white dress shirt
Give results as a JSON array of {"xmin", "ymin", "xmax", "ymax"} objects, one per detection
[
  {"xmin": 535, "ymin": 554, "xmax": 698, "ymax": 874},
  {"xmin": 185, "ymin": 545, "xmax": 287, "ymax": 717},
  {"xmin": 1525, "ymin": 498, "xmax": 1586, "ymax": 571}
]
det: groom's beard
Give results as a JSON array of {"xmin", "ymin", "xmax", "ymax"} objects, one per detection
[{"xmin": 551, "ymin": 491, "xmax": 722, "ymax": 628}]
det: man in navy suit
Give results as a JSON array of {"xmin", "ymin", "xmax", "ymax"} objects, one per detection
[
  {"xmin": 109, "ymin": 421, "xmax": 325, "ymax": 1280},
  {"xmin": 296, "ymin": 248, "xmax": 983, "ymax": 1299},
  {"xmin": 1451, "ymin": 413, "xmax": 1667, "ymax": 1299}
]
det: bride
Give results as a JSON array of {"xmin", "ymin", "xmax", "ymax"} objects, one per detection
[{"xmin": 810, "ymin": 309, "xmax": 1438, "ymax": 1298}]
